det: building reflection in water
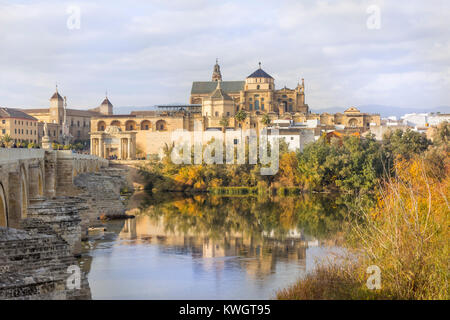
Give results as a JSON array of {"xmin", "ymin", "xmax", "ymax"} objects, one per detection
[
  {"xmin": 117, "ymin": 215, "xmax": 310, "ymax": 280},
  {"xmin": 83, "ymin": 194, "xmax": 349, "ymax": 299}
]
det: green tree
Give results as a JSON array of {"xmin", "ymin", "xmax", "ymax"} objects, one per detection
[
  {"xmin": 235, "ymin": 109, "xmax": 247, "ymax": 142},
  {"xmin": 219, "ymin": 116, "xmax": 229, "ymax": 133},
  {"xmin": 383, "ymin": 129, "xmax": 431, "ymax": 160}
]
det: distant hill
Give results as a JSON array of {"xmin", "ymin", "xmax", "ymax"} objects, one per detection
[{"xmin": 311, "ymin": 105, "xmax": 450, "ymax": 118}]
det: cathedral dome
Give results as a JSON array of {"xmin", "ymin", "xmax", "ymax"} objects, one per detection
[{"xmin": 247, "ymin": 63, "xmax": 273, "ymax": 79}]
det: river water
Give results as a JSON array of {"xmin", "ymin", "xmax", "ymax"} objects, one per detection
[{"xmin": 80, "ymin": 194, "xmax": 347, "ymax": 299}]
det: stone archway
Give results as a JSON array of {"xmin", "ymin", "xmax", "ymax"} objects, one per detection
[
  {"xmin": 97, "ymin": 121, "xmax": 107, "ymax": 131},
  {"xmin": 348, "ymin": 118, "xmax": 358, "ymax": 128},
  {"xmin": 0, "ymin": 183, "xmax": 7, "ymax": 227},
  {"xmin": 140, "ymin": 120, "xmax": 151, "ymax": 130},
  {"xmin": 125, "ymin": 120, "xmax": 137, "ymax": 131},
  {"xmin": 155, "ymin": 120, "xmax": 167, "ymax": 131}
]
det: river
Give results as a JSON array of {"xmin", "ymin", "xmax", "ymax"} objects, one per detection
[{"xmin": 80, "ymin": 193, "xmax": 348, "ymax": 299}]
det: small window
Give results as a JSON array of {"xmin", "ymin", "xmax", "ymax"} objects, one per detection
[
  {"xmin": 291, "ymin": 137, "xmax": 294, "ymax": 140},
  {"xmin": 257, "ymin": 85, "xmax": 260, "ymax": 90},
  {"xmin": 233, "ymin": 139, "xmax": 238, "ymax": 145}
]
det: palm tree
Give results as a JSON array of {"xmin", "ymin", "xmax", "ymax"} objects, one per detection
[
  {"xmin": 261, "ymin": 114, "xmax": 271, "ymax": 127},
  {"xmin": 235, "ymin": 109, "xmax": 248, "ymax": 143},
  {"xmin": 261, "ymin": 113, "xmax": 271, "ymax": 146},
  {"xmin": 1, "ymin": 134, "xmax": 13, "ymax": 148},
  {"xmin": 219, "ymin": 116, "xmax": 229, "ymax": 133}
]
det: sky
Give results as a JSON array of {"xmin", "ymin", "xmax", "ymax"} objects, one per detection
[{"xmin": 0, "ymin": 0, "xmax": 449, "ymax": 112}]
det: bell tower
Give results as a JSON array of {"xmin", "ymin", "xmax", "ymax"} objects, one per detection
[
  {"xmin": 49, "ymin": 85, "xmax": 64, "ymax": 124},
  {"xmin": 212, "ymin": 58, "xmax": 222, "ymax": 82}
]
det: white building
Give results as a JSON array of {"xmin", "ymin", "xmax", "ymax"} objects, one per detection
[
  {"xmin": 268, "ymin": 127, "xmax": 316, "ymax": 152},
  {"xmin": 401, "ymin": 112, "xmax": 450, "ymax": 128}
]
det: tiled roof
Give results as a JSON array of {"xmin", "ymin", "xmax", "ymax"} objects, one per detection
[
  {"xmin": 209, "ymin": 83, "xmax": 233, "ymax": 101},
  {"xmin": 191, "ymin": 81, "xmax": 244, "ymax": 94},
  {"xmin": 23, "ymin": 108, "xmax": 50, "ymax": 113},
  {"xmin": 0, "ymin": 107, "xmax": 38, "ymax": 120},
  {"xmin": 247, "ymin": 68, "xmax": 273, "ymax": 79},
  {"xmin": 66, "ymin": 109, "xmax": 102, "ymax": 117}
]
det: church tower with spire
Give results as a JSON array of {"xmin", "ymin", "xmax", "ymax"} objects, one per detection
[{"xmin": 212, "ymin": 59, "xmax": 222, "ymax": 82}]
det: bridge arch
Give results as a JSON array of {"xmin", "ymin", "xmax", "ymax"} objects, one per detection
[
  {"xmin": 0, "ymin": 183, "xmax": 7, "ymax": 227},
  {"xmin": 20, "ymin": 168, "xmax": 28, "ymax": 219}
]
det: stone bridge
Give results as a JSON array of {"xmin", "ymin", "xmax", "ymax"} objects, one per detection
[{"xmin": 0, "ymin": 149, "xmax": 108, "ymax": 229}]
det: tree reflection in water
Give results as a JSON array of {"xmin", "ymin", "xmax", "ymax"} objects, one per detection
[{"xmin": 82, "ymin": 193, "xmax": 370, "ymax": 299}]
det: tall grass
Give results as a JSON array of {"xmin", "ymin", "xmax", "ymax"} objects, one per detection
[{"xmin": 277, "ymin": 155, "xmax": 449, "ymax": 300}]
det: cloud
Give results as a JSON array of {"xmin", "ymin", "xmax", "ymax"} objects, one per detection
[{"xmin": 0, "ymin": 0, "xmax": 448, "ymax": 112}]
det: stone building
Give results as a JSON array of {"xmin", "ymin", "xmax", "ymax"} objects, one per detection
[
  {"xmin": 191, "ymin": 62, "xmax": 308, "ymax": 115},
  {"xmin": 89, "ymin": 61, "xmax": 381, "ymax": 159},
  {"xmin": 23, "ymin": 87, "xmax": 111, "ymax": 144},
  {"xmin": 90, "ymin": 125, "xmax": 137, "ymax": 160},
  {"xmin": 0, "ymin": 108, "xmax": 39, "ymax": 144}
]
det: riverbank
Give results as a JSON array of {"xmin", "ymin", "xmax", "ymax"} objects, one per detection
[{"xmin": 276, "ymin": 157, "xmax": 449, "ymax": 300}]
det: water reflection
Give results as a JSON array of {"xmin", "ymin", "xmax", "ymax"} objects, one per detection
[{"xmin": 83, "ymin": 194, "xmax": 351, "ymax": 299}]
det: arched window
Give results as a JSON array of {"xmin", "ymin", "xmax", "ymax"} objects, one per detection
[
  {"xmin": 140, "ymin": 120, "xmax": 151, "ymax": 130},
  {"xmin": 155, "ymin": 120, "xmax": 167, "ymax": 131},
  {"xmin": 255, "ymin": 100, "xmax": 259, "ymax": 110},
  {"xmin": 125, "ymin": 120, "xmax": 137, "ymax": 131},
  {"xmin": 348, "ymin": 118, "xmax": 358, "ymax": 128}
]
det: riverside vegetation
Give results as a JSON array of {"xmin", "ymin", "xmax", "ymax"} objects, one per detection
[{"xmin": 139, "ymin": 122, "xmax": 449, "ymax": 300}]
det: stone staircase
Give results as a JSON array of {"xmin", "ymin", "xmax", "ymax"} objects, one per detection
[{"xmin": 0, "ymin": 227, "xmax": 91, "ymax": 300}]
